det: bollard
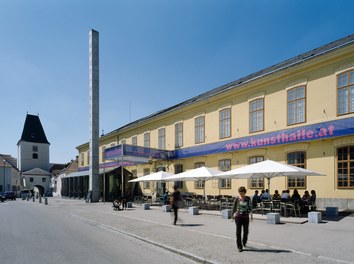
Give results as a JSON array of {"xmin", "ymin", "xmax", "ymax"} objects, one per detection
[
  {"xmin": 39, "ymin": 196, "xmax": 42, "ymax": 203},
  {"xmin": 45, "ymin": 197, "xmax": 48, "ymax": 205},
  {"xmin": 33, "ymin": 196, "xmax": 35, "ymax": 202}
]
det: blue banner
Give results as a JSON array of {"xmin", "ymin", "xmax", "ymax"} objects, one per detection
[
  {"xmin": 171, "ymin": 116, "xmax": 354, "ymax": 159},
  {"xmin": 103, "ymin": 117, "xmax": 354, "ymax": 162}
]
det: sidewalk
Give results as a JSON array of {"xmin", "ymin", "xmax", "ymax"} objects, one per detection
[{"xmin": 47, "ymin": 198, "xmax": 354, "ymax": 264}]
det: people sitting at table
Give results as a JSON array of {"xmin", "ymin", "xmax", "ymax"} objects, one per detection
[
  {"xmin": 272, "ymin": 190, "xmax": 281, "ymax": 200},
  {"xmin": 301, "ymin": 190, "xmax": 311, "ymax": 213},
  {"xmin": 252, "ymin": 190, "xmax": 261, "ymax": 208},
  {"xmin": 281, "ymin": 190, "xmax": 290, "ymax": 202},
  {"xmin": 162, "ymin": 191, "xmax": 169, "ymax": 205},
  {"xmin": 291, "ymin": 189, "xmax": 301, "ymax": 202},
  {"xmin": 308, "ymin": 190, "xmax": 317, "ymax": 211},
  {"xmin": 302, "ymin": 190, "xmax": 310, "ymax": 201},
  {"xmin": 260, "ymin": 189, "xmax": 271, "ymax": 200}
]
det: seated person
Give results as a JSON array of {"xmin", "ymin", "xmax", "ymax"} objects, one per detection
[
  {"xmin": 162, "ymin": 191, "xmax": 169, "ymax": 205},
  {"xmin": 281, "ymin": 190, "xmax": 290, "ymax": 202},
  {"xmin": 252, "ymin": 190, "xmax": 261, "ymax": 208},
  {"xmin": 301, "ymin": 190, "xmax": 311, "ymax": 213},
  {"xmin": 309, "ymin": 190, "xmax": 317, "ymax": 210},
  {"xmin": 261, "ymin": 189, "xmax": 271, "ymax": 200},
  {"xmin": 272, "ymin": 190, "xmax": 281, "ymax": 200},
  {"xmin": 291, "ymin": 189, "xmax": 301, "ymax": 201},
  {"xmin": 302, "ymin": 190, "xmax": 310, "ymax": 202}
]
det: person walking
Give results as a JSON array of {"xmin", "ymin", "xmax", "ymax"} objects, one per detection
[
  {"xmin": 232, "ymin": 186, "xmax": 252, "ymax": 252},
  {"xmin": 171, "ymin": 185, "xmax": 182, "ymax": 225}
]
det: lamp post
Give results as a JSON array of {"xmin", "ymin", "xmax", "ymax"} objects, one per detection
[{"xmin": 3, "ymin": 159, "xmax": 6, "ymax": 193}]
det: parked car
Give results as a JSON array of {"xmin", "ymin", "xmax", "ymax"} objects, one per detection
[
  {"xmin": 4, "ymin": 191, "xmax": 16, "ymax": 200},
  {"xmin": 20, "ymin": 189, "xmax": 31, "ymax": 199}
]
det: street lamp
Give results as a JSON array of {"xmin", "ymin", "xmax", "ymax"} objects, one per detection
[{"xmin": 3, "ymin": 159, "xmax": 6, "ymax": 193}]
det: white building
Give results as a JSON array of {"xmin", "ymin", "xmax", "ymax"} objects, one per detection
[{"xmin": 17, "ymin": 114, "xmax": 51, "ymax": 195}]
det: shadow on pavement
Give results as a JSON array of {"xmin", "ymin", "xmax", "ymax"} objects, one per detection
[
  {"xmin": 179, "ymin": 224, "xmax": 204, "ymax": 227},
  {"xmin": 322, "ymin": 212, "xmax": 353, "ymax": 222},
  {"xmin": 243, "ymin": 247, "xmax": 292, "ymax": 253}
]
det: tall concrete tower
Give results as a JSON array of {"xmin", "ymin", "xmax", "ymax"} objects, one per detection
[{"xmin": 89, "ymin": 29, "xmax": 100, "ymax": 202}]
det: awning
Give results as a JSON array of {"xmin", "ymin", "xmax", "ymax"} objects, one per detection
[{"xmin": 62, "ymin": 166, "xmax": 120, "ymax": 178}]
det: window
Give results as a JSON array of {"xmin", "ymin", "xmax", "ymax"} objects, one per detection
[
  {"xmin": 219, "ymin": 108, "xmax": 231, "ymax": 139},
  {"xmin": 219, "ymin": 159, "xmax": 231, "ymax": 188},
  {"xmin": 175, "ymin": 122, "xmax": 183, "ymax": 148},
  {"xmin": 158, "ymin": 128, "xmax": 165, "ymax": 149},
  {"xmin": 249, "ymin": 156, "xmax": 264, "ymax": 189},
  {"xmin": 87, "ymin": 151, "xmax": 90, "ymax": 165},
  {"xmin": 132, "ymin": 136, "xmax": 137, "ymax": 146},
  {"xmin": 30, "ymin": 177, "xmax": 34, "ymax": 182},
  {"xmin": 132, "ymin": 136, "xmax": 137, "ymax": 152},
  {"xmin": 337, "ymin": 70, "xmax": 354, "ymax": 115},
  {"xmin": 32, "ymin": 153, "xmax": 38, "ymax": 159},
  {"xmin": 287, "ymin": 152, "xmax": 306, "ymax": 188},
  {"xmin": 194, "ymin": 162, "xmax": 205, "ymax": 189},
  {"xmin": 143, "ymin": 168, "xmax": 150, "ymax": 189},
  {"xmin": 144, "ymin": 132, "xmax": 150, "ymax": 148},
  {"xmin": 32, "ymin": 146, "xmax": 38, "ymax": 152},
  {"xmin": 249, "ymin": 98, "xmax": 264, "ymax": 133},
  {"xmin": 80, "ymin": 153, "xmax": 84, "ymax": 166},
  {"xmin": 42, "ymin": 178, "xmax": 46, "ymax": 183},
  {"xmin": 174, "ymin": 164, "xmax": 183, "ymax": 189},
  {"xmin": 337, "ymin": 146, "xmax": 354, "ymax": 188},
  {"xmin": 288, "ymin": 86, "xmax": 306, "ymax": 125},
  {"xmin": 195, "ymin": 116, "xmax": 205, "ymax": 144}
]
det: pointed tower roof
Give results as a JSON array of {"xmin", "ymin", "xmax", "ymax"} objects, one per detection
[{"xmin": 18, "ymin": 114, "xmax": 50, "ymax": 144}]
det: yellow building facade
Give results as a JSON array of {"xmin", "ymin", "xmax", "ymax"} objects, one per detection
[{"xmin": 76, "ymin": 34, "xmax": 354, "ymax": 210}]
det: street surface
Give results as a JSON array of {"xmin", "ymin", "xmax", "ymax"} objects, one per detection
[
  {"xmin": 0, "ymin": 199, "xmax": 194, "ymax": 264},
  {"xmin": 1, "ymin": 198, "xmax": 354, "ymax": 264}
]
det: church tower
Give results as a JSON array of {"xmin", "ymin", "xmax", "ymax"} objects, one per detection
[{"xmin": 17, "ymin": 114, "xmax": 50, "ymax": 172}]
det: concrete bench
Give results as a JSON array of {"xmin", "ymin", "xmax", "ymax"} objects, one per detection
[
  {"xmin": 267, "ymin": 213, "xmax": 280, "ymax": 224},
  {"xmin": 326, "ymin": 207, "xmax": 338, "ymax": 216},
  {"xmin": 308, "ymin": 211, "xmax": 322, "ymax": 223},
  {"xmin": 162, "ymin": 205, "xmax": 171, "ymax": 212},
  {"xmin": 142, "ymin": 203, "xmax": 150, "ymax": 210},
  {"xmin": 188, "ymin": 206, "xmax": 199, "ymax": 215},
  {"xmin": 221, "ymin": 209, "xmax": 232, "ymax": 219}
]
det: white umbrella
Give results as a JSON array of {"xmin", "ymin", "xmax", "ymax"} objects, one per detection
[
  {"xmin": 164, "ymin": 166, "xmax": 223, "ymax": 182},
  {"xmin": 215, "ymin": 159, "xmax": 325, "ymax": 193},
  {"xmin": 128, "ymin": 171, "xmax": 174, "ymax": 182},
  {"xmin": 163, "ymin": 166, "xmax": 224, "ymax": 198}
]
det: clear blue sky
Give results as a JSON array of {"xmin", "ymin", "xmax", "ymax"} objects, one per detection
[{"xmin": 1, "ymin": 0, "xmax": 353, "ymax": 164}]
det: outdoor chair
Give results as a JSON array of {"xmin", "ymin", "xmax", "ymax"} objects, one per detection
[
  {"xmin": 271, "ymin": 200, "xmax": 282, "ymax": 214},
  {"xmin": 252, "ymin": 202, "xmax": 262, "ymax": 214},
  {"xmin": 287, "ymin": 200, "xmax": 301, "ymax": 217},
  {"xmin": 261, "ymin": 201, "xmax": 272, "ymax": 215}
]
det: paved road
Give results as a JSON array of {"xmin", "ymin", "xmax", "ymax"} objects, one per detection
[
  {"xmin": 0, "ymin": 199, "xmax": 194, "ymax": 264},
  {"xmin": 2, "ymin": 198, "xmax": 354, "ymax": 264}
]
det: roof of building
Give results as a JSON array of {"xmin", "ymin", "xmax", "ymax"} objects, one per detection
[
  {"xmin": 49, "ymin": 163, "xmax": 66, "ymax": 173},
  {"xmin": 18, "ymin": 114, "xmax": 50, "ymax": 144},
  {"xmin": 0, "ymin": 154, "xmax": 19, "ymax": 171},
  {"xmin": 101, "ymin": 34, "xmax": 354, "ymax": 139}
]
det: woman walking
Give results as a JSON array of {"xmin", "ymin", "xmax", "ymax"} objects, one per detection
[
  {"xmin": 171, "ymin": 185, "xmax": 182, "ymax": 225},
  {"xmin": 232, "ymin": 186, "xmax": 252, "ymax": 252}
]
